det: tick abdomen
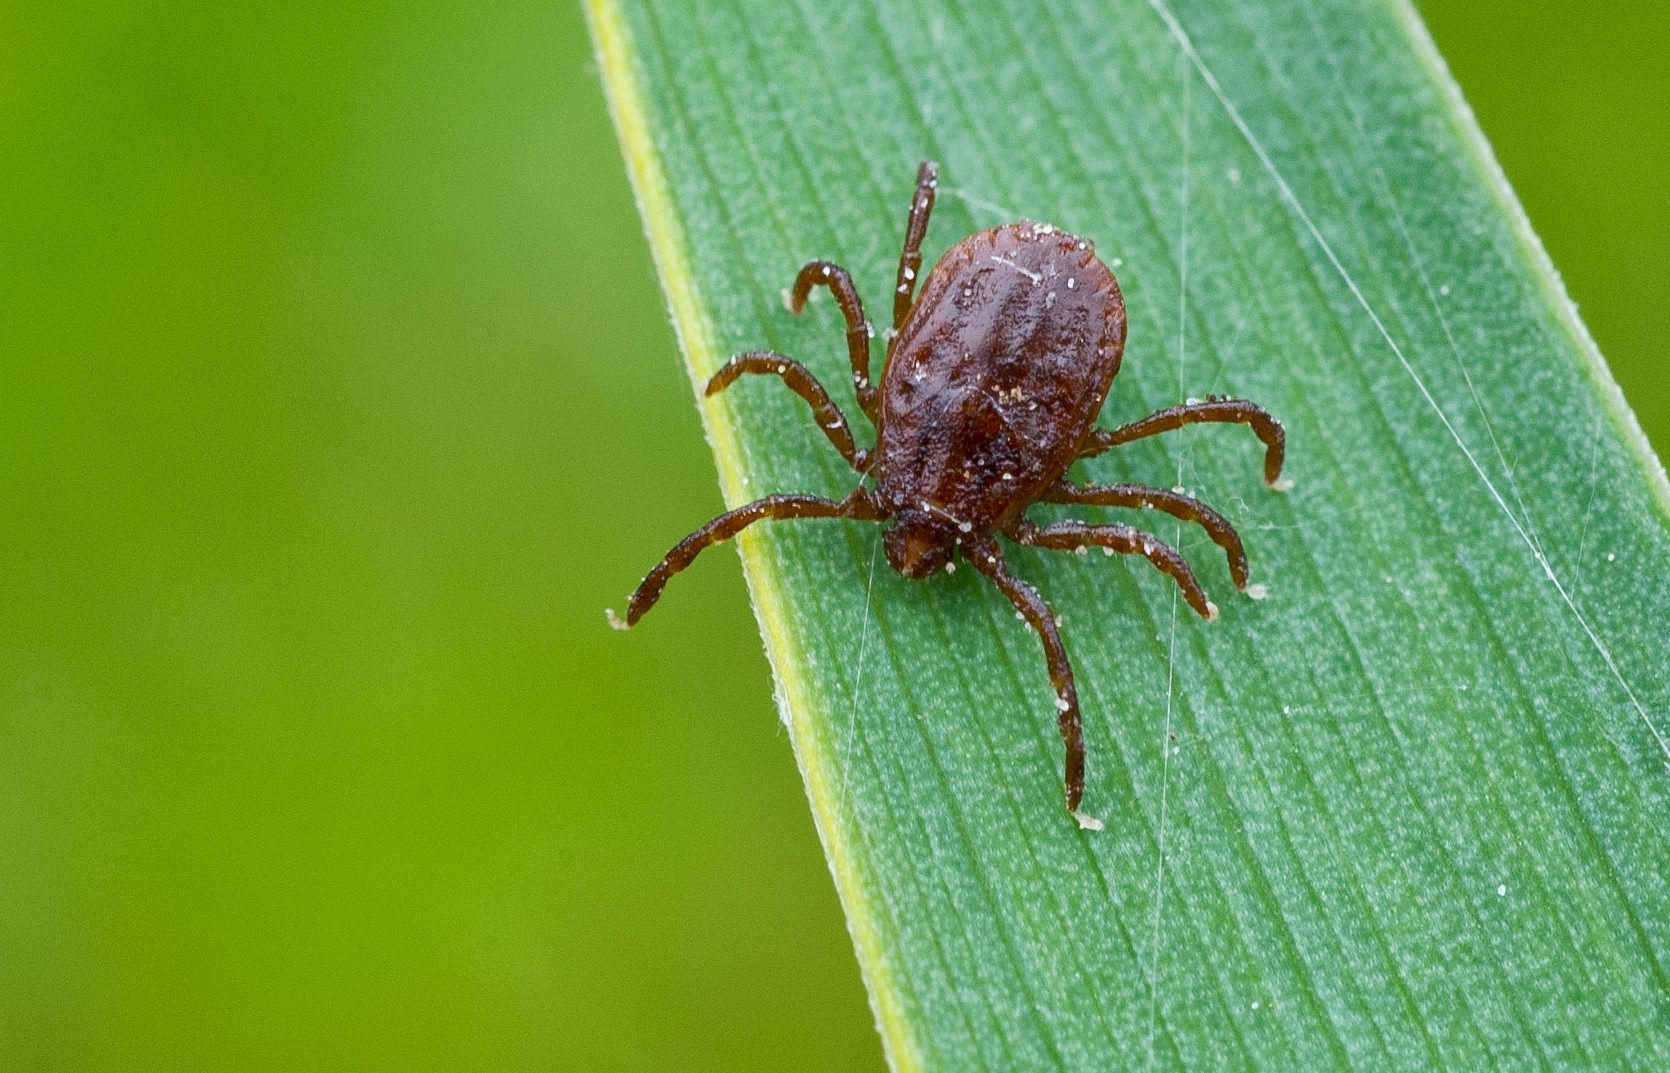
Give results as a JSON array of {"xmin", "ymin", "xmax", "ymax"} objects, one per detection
[{"xmin": 877, "ymin": 222, "xmax": 1126, "ymax": 532}]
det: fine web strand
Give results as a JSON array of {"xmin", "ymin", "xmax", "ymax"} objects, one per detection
[
  {"xmin": 839, "ymin": 525, "xmax": 883, "ymax": 817},
  {"xmin": 1292, "ymin": 0, "xmax": 1551, "ymax": 566},
  {"xmin": 1145, "ymin": 54, "xmax": 1190, "ymax": 1073},
  {"xmin": 1145, "ymin": 0, "xmax": 1670, "ymax": 768},
  {"xmin": 939, "ymin": 185, "xmax": 1020, "ymax": 224}
]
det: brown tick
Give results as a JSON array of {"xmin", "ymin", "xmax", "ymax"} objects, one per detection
[{"xmin": 611, "ymin": 162, "xmax": 1285, "ymax": 824}]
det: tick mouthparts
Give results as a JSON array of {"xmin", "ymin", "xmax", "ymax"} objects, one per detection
[
  {"xmin": 605, "ymin": 608, "xmax": 629, "ymax": 631},
  {"xmin": 1071, "ymin": 810, "xmax": 1105, "ymax": 832}
]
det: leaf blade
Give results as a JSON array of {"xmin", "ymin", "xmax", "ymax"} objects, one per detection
[{"xmin": 589, "ymin": 0, "xmax": 1670, "ymax": 1069}]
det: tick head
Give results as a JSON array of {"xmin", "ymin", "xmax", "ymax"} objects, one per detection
[{"xmin": 884, "ymin": 513, "xmax": 955, "ymax": 579}]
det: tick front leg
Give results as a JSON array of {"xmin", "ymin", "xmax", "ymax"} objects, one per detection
[
  {"xmin": 966, "ymin": 538, "xmax": 1088, "ymax": 818},
  {"xmin": 706, "ymin": 351, "xmax": 869, "ymax": 472},
  {"xmin": 610, "ymin": 489, "xmax": 882, "ymax": 628},
  {"xmin": 1010, "ymin": 518, "xmax": 1217, "ymax": 621},
  {"xmin": 1044, "ymin": 480, "xmax": 1251, "ymax": 589},
  {"xmin": 1078, "ymin": 397, "xmax": 1286, "ymax": 486},
  {"xmin": 890, "ymin": 160, "xmax": 939, "ymax": 338},
  {"xmin": 789, "ymin": 262, "xmax": 879, "ymax": 426}
]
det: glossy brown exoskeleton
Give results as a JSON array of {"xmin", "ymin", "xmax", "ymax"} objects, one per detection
[{"xmin": 611, "ymin": 162, "xmax": 1285, "ymax": 825}]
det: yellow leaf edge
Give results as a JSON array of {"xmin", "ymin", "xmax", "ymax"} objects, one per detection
[{"xmin": 583, "ymin": 2, "xmax": 923, "ymax": 1070}]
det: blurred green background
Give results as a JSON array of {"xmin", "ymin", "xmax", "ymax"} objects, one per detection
[{"xmin": 0, "ymin": 1, "xmax": 1663, "ymax": 1069}]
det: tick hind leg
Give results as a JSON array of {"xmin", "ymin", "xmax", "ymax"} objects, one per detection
[
  {"xmin": 966, "ymin": 538, "xmax": 1090, "ymax": 819},
  {"xmin": 789, "ymin": 262, "xmax": 880, "ymax": 426},
  {"xmin": 1044, "ymin": 480, "xmax": 1251, "ymax": 589},
  {"xmin": 1009, "ymin": 518, "xmax": 1217, "ymax": 621},
  {"xmin": 890, "ymin": 160, "xmax": 939, "ymax": 338},
  {"xmin": 706, "ymin": 350, "xmax": 869, "ymax": 472},
  {"xmin": 782, "ymin": 161, "xmax": 938, "ymax": 428},
  {"xmin": 610, "ymin": 489, "xmax": 882, "ymax": 628},
  {"xmin": 1079, "ymin": 397, "xmax": 1287, "ymax": 486}
]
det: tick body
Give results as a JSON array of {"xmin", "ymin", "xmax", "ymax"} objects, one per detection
[
  {"xmin": 878, "ymin": 222, "xmax": 1125, "ymax": 579},
  {"xmin": 612, "ymin": 162, "xmax": 1286, "ymax": 823}
]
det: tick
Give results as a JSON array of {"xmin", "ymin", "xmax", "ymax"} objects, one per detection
[{"xmin": 611, "ymin": 161, "xmax": 1285, "ymax": 824}]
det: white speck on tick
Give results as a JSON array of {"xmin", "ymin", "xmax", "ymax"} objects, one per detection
[
  {"xmin": 1055, "ymin": 695, "xmax": 1071, "ymax": 712},
  {"xmin": 989, "ymin": 255, "xmax": 1043, "ymax": 283},
  {"xmin": 821, "ymin": 264, "xmax": 831, "ymax": 276},
  {"xmin": 1066, "ymin": 277, "xmax": 1076, "ymax": 289},
  {"xmin": 1002, "ymin": 472, "xmax": 1013, "ymax": 480},
  {"xmin": 903, "ymin": 266, "xmax": 915, "ymax": 280},
  {"xmin": 962, "ymin": 287, "xmax": 973, "ymax": 298}
]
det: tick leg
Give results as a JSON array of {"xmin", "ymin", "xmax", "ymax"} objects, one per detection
[
  {"xmin": 706, "ymin": 351, "xmax": 869, "ymax": 472},
  {"xmin": 1078, "ymin": 397, "xmax": 1286, "ymax": 486},
  {"xmin": 966, "ymin": 537, "xmax": 1086, "ymax": 815},
  {"xmin": 890, "ymin": 160, "xmax": 939, "ymax": 337},
  {"xmin": 1010, "ymin": 518, "xmax": 1216, "ymax": 621},
  {"xmin": 789, "ymin": 262, "xmax": 879, "ymax": 426},
  {"xmin": 611, "ymin": 489, "xmax": 882, "ymax": 629},
  {"xmin": 1043, "ymin": 480, "xmax": 1250, "ymax": 589}
]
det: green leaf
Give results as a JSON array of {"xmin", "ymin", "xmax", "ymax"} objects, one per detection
[{"xmin": 587, "ymin": 0, "xmax": 1670, "ymax": 1068}]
